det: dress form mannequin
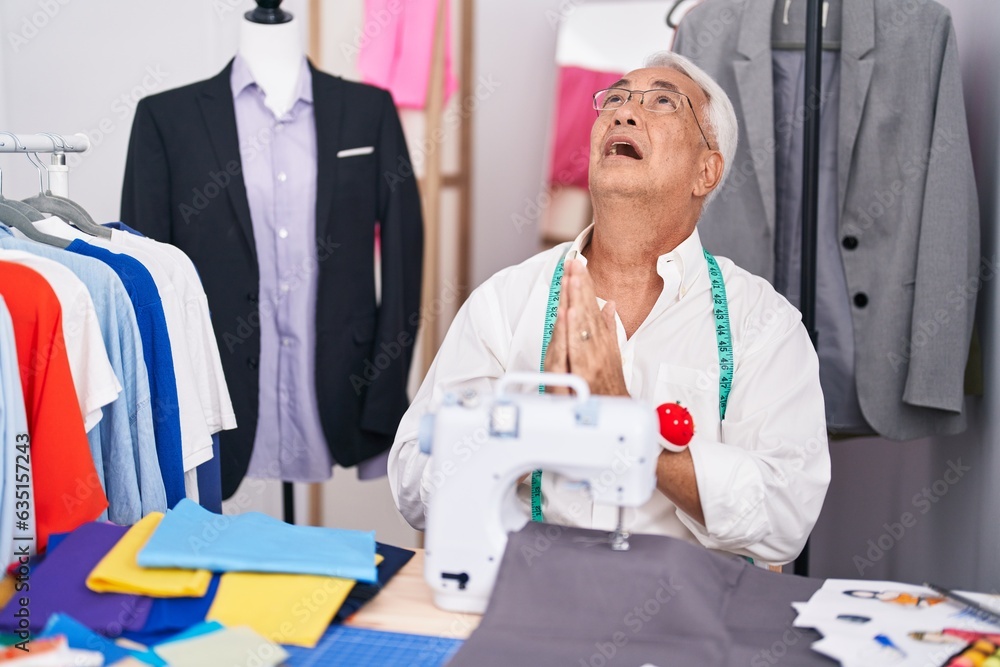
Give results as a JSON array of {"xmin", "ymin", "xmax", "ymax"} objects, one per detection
[{"xmin": 238, "ymin": 1, "xmax": 305, "ymax": 117}]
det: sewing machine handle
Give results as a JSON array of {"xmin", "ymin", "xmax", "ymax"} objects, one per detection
[{"xmin": 496, "ymin": 372, "xmax": 591, "ymax": 402}]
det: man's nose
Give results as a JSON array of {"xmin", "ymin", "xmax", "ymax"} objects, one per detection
[{"xmin": 612, "ymin": 100, "xmax": 640, "ymax": 126}]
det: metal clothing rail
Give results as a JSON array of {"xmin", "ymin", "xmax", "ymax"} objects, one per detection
[
  {"xmin": 0, "ymin": 132, "xmax": 90, "ymax": 153},
  {"xmin": 794, "ymin": 0, "xmax": 823, "ymax": 578},
  {"xmin": 0, "ymin": 132, "xmax": 90, "ymax": 198}
]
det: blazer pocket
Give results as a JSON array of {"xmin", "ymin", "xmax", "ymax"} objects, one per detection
[{"xmin": 337, "ymin": 146, "xmax": 375, "ymax": 158}]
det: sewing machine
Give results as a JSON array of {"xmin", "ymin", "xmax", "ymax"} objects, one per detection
[{"xmin": 421, "ymin": 372, "xmax": 660, "ymax": 613}]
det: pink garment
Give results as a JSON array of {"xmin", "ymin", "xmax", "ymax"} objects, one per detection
[
  {"xmin": 357, "ymin": 0, "xmax": 458, "ymax": 109},
  {"xmin": 548, "ymin": 66, "xmax": 623, "ymax": 189},
  {"xmin": 549, "ymin": 66, "xmax": 622, "ymax": 189}
]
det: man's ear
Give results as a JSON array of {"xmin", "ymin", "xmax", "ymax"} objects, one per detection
[{"xmin": 693, "ymin": 151, "xmax": 725, "ymax": 198}]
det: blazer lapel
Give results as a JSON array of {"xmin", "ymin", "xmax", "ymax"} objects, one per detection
[
  {"xmin": 197, "ymin": 60, "xmax": 257, "ymax": 263},
  {"xmin": 733, "ymin": 0, "xmax": 777, "ymax": 235},
  {"xmin": 310, "ymin": 63, "xmax": 345, "ymax": 243},
  {"xmin": 838, "ymin": 0, "xmax": 875, "ymax": 218}
]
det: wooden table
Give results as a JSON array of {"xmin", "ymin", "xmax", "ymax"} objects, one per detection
[{"xmin": 345, "ymin": 549, "xmax": 481, "ymax": 640}]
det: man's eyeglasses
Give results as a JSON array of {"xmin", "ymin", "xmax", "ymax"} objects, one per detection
[{"xmin": 592, "ymin": 87, "xmax": 714, "ymax": 151}]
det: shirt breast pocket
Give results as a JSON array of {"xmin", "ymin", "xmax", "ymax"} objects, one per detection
[{"xmin": 653, "ymin": 363, "xmax": 721, "ymax": 442}]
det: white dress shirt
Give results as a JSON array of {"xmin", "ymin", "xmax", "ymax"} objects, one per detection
[{"xmin": 389, "ymin": 225, "xmax": 831, "ymax": 565}]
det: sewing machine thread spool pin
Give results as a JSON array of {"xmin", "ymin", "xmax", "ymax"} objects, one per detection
[{"xmin": 610, "ymin": 506, "xmax": 631, "ymax": 551}]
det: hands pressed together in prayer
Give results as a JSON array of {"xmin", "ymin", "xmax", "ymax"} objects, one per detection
[{"xmin": 544, "ymin": 259, "xmax": 629, "ymax": 397}]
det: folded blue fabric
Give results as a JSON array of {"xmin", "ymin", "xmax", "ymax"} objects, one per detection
[
  {"xmin": 137, "ymin": 499, "xmax": 377, "ymax": 583},
  {"xmin": 41, "ymin": 614, "xmax": 166, "ymax": 666}
]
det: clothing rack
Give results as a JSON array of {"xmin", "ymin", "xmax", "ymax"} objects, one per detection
[
  {"xmin": 794, "ymin": 0, "xmax": 823, "ymax": 577},
  {"xmin": 0, "ymin": 132, "xmax": 90, "ymax": 199},
  {"xmin": 0, "ymin": 132, "xmax": 89, "ymax": 153}
]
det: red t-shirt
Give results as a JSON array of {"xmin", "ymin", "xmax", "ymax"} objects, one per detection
[{"xmin": 0, "ymin": 261, "xmax": 108, "ymax": 550}]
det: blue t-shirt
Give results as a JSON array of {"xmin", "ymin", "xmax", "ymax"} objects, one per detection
[{"xmin": 66, "ymin": 239, "xmax": 185, "ymax": 507}]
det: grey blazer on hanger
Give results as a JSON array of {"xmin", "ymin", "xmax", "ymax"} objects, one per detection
[{"xmin": 675, "ymin": 0, "xmax": 979, "ymax": 440}]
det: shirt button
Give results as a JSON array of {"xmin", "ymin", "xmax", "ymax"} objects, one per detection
[
  {"xmin": 278, "ymin": 228, "xmax": 289, "ymax": 239},
  {"xmin": 282, "ymin": 338, "xmax": 292, "ymax": 347},
  {"xmin": 853, "ymin": 292, "xmax": 869, "ymax": 308},
  {"xmin": 246, "ymin": 356, "xmax": 258, "ymax": 370},
  {"xmin": 842, "ymin": 235, "xmax": 859, "ymax": 250},
  {"xmin": 280, "ymin": 283, "xmax": 290, "ymax": 293},
  {"xmin": 277, "ymin": 172, "xmax": 287, "ymax": 182}
]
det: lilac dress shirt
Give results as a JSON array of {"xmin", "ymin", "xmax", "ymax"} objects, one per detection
[{"xmin": 231, "ymin": 56, "xmax": 387, "ymax": 482}]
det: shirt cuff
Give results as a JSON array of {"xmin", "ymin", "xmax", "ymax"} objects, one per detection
[{"xmin": 678, "ymin": 436, "xmax": 769, "ymax": 551}]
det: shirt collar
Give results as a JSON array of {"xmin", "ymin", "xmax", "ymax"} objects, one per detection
[
  {"xmin": 230, "ymin": 54, "xmax": 314, "ymax": 106},
  {"xmin": 567, "ymin": 223, "xmax": 706, "ymax": 300},
  {"xmin": 33, "ymin": 216, "xmax": 88, "ymax": 242}
]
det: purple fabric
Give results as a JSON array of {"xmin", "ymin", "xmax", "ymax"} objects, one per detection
[
  {"xmin": 0, "ymin": 522, "xmax": 151, "ymax": 636},
  {"xmin": 230, "ymin": 55, "xmax": 333, "ymax": 482}
]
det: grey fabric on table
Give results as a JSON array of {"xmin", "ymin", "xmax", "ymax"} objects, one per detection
[{"xmin": 448, "ymin": 523, "xmax": 834, "ymax": 667}]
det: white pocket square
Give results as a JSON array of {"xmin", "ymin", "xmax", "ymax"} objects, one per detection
[{"xmin": 337, "ymin": 146, "xmax": 374, "ymax": 158}]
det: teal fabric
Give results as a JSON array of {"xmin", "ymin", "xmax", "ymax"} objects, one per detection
[
  {"xmin": 137, "ymin": 499, "xmax": 378, "ymax": 582},
  {"xmin": 40, "ymin": 614, "xmax": 165, "ymax": 666}
]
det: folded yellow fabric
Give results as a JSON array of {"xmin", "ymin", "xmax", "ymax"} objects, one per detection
[
  {"xmin": 206, "ymin": 572, "xmax": 355, "ymax": 648},
  {"xmin": 86, "ymin": 512, "xmax": 212, "ymax": 597}
]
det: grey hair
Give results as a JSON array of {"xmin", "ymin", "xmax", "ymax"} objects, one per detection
[{"xmin": 643, "ymin": 50, "xmax": 738, "ymax": 206}]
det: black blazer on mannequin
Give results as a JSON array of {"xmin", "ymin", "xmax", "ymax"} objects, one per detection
[{"xmin": 121, "ymin": 60, "xmax": 423, "ymax": 498}]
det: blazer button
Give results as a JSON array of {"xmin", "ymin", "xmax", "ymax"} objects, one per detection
[
  {"xmin": 853, "ymin": 293, "xmax": 869, "ymax": 308},
  {"xmin": 842, "ymin": 235, "xmax": 859, "ymax": 250},
  {"xmin": 247, "ymin": 291, "xmax": 258, "ymax": 303},
  {"xmin": 246, "ymin": 356, "xmax": 258, "ymax": 370}
]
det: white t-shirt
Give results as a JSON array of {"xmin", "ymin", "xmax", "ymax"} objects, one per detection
[
  {"xmin": 389, "ymin": 225, "xmax": 831, "ymax": 566},
  {"xmin": 32, "ymin": 218, "xmax": 213, "ymax": 472},
  {"xmin": 0, "ymin": 249, "xmax": 121, "ymax": 432},
  {"xmin": 109, "ymin": 229, "xmax": 236, "ymax": 434}
]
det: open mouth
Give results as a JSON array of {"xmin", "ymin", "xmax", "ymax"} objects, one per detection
[{"xmin": 605, "ymin": 138, "xmax": 643, "ymax": 160}]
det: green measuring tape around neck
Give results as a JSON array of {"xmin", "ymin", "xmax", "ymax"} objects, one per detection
[{"xmin": 531, "ymin": 247, "xmax": 733, "ymax": 522}]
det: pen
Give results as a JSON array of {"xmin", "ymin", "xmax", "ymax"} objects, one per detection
[
  {"xmin": 925, "ymin": 582, "xmax": 1000, "ymax": 627},
  {"xmin": 875, "ymin": 633, "xmax": 907, "ymax": 657}
]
